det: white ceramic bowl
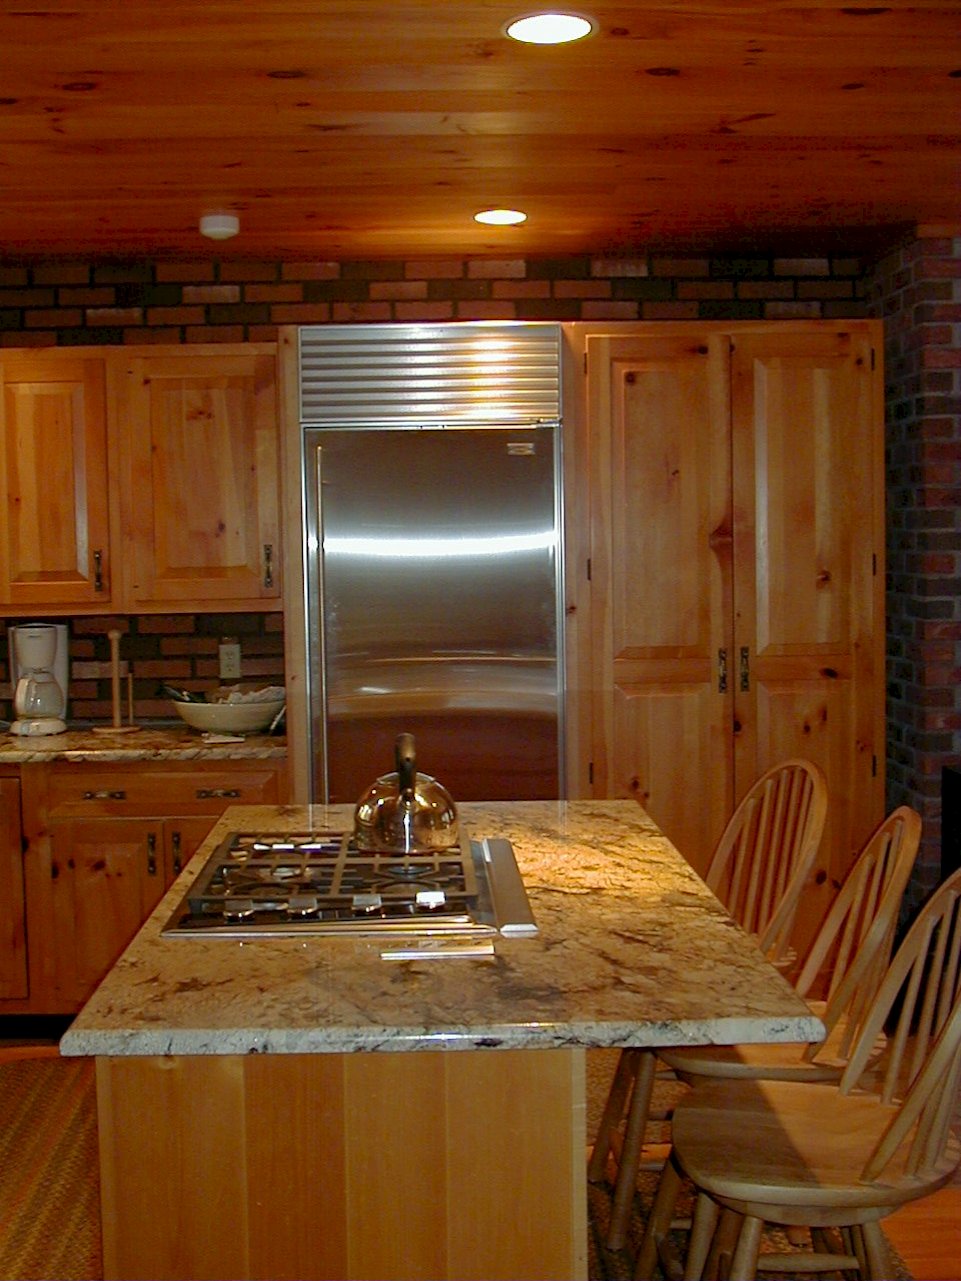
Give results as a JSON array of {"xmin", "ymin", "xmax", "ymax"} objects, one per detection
[{"xmin": 172, "ymin": 698, "xmax": 285, "ymax": 735}]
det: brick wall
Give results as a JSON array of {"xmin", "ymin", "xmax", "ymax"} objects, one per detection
[
  {"xmin": 869, "ymin": 234, "xmax": 961, "ymax": 911},
  {"xmin": 1, "ymin": 614, "xmax": 285, "ymax": 725},
  {"xmin": 0, "ymin": 253, "xmax": 868, "ymax": 344}
]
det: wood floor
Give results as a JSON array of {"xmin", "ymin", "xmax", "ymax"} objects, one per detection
[{"xmin": 885, "ymin": 1186, "xmax": 961, "ymax": 1279}]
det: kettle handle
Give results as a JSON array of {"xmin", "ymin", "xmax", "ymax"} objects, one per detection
[{"xmin": 394, "ymin": 732, "xmax": 417, "ymax": 797}]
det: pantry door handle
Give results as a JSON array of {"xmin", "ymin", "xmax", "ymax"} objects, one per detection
[
  {"xmin": 718, "ymin": 648, "xmax": 728, "ymax": 693},
  {"xmin": 740, "ymin": 646, "xmax": 750, "ymax": 692}
]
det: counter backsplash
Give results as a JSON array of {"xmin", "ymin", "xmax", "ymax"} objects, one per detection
[{"xmin": 0, "ymin": 613, "xmax": 285, "ymax": 727}]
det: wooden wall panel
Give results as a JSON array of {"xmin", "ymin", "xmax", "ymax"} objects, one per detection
[{"xmin": 96, "ymin": 1049, "xmax": 586, "ymax": 1281}]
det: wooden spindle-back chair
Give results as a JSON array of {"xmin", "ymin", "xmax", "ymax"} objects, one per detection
[{"xmin": 636, "ymin": 864, "xmax": 961, "ymax": 1281}]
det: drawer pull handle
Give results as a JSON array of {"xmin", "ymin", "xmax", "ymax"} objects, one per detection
[
  {"xmin": 196, "ymin": 787, "xmax": 241, "ymax": 799},
  {"xmin": 82, "ymin": 789, "xmax": 127, "ymax": 800},
  {"xmin": 93, "ymin": 548, "xmax": 103, "ymax": 592},
  {"xmin": 171, "ymin": 831, "xmax": 182, "ymax": 875},
  {"xmin": 147, "ymin": 832, "xmax": 157, "ymax": 877}
]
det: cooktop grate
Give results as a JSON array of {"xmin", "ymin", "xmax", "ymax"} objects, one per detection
[{"xmin": 160, "ymin": 828, "xmax": 536, "ymax": 939}]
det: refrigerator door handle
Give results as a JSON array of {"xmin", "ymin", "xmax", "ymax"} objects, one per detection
[{"xmin": 306, "ymin": 439, "xmax": 332, "ymax": 804}]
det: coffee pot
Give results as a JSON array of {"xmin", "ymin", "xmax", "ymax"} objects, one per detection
[{"xmin": 10, "ymin": 623, "xmax": 68, "ymax": 736}]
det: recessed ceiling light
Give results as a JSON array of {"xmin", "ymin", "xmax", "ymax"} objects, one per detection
[
  {"xmin": 474, "ymin": 208, "xmax": 528, "ymax": 226},
  {"xmin": 505, "ymin": 12, "xmax": 594, "ymax": 44},
  {"xmin": 199, "ymin": 212, "xmax": 240, "ymax": 240}
]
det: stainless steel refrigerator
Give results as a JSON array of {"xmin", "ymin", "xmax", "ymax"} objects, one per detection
[{"xmin": 298, "ymin": 322, "xmax": 564, "ymax": 804}]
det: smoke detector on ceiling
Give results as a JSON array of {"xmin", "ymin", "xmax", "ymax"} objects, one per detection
[{"xmin": 199, "ymin": 212, "xmax": 240, "ymax": 241}]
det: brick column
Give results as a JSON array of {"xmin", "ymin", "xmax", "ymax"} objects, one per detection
[{"xmin": 870, "ymin": 233, "xmax": 961, "ymax": 912}]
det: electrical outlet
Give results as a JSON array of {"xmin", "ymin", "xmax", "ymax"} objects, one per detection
[{"xmin": 218, "ymin": 640, "xmax": 241, "ymax": 681}]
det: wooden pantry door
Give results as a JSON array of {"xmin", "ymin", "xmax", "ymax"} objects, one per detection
[
  {"xmin": 587, "ymin": 332, "xmax": 733, "ymax": 878},
  {"xmin": 730, "ymin": 327, "xmax": 884, "ymax": 916}
]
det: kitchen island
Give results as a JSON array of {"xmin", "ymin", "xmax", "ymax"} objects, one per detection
[{"xmin": 61, "ymin": 800, "xmax": 823, "ymax": 1281}]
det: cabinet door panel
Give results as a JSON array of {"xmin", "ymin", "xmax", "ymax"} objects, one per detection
[
  {"xmin": 0, "ymin": 778, "xmax": 27, "ymax": 999},
  {"xmin": 0, "ymin": 355, "xmax": 111, "ymax": 607},
  {"xmin": 732, "ymin": 329, "xmax": 883, "ymax": 907},
  {"xmin": 612, "ymin": 674, "xmax": 731, "ymax": 878},
  {"xmin": 51, "ymin": 819, "xmax": 164, "ymax": 1001},
  {"xmin": 121, "ymin": 352, "xmax": 280, "ymax": 606},
  {"xmin": 588, "ymin": 333, "xmax": 733, "ymax": 871}
]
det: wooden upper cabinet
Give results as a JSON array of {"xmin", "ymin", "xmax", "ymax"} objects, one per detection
[
  {"xmin": 115, "ymin": 348, "xmax": 281, "ymax": 609},
  {"xmin": 587, "ymin": 332, "xmax": 734, "ymax": 875},
  {"xmin": 0, "ymin": 352, "xmax": 112, "ymax": 609}
]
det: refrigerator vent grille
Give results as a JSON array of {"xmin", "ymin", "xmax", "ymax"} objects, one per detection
[{"xmin": 299, "ymin": 323, "xmax": 561, "ymax": 425}]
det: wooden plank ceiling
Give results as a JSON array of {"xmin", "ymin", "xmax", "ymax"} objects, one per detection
[{"xmin": 1, "ymin": 1, "xmax": 959, "ymax": 261}]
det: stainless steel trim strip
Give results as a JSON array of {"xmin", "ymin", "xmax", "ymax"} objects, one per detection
[{"xmin": 299, "ymin": 322, "xmax": 562, "ymax": 425}]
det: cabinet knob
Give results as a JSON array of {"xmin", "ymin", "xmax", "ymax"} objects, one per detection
[{"xmin": 196, "ymin": 787, "xmax": 241, "ymax": 800}]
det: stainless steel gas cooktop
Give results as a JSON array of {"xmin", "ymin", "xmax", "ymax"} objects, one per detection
[{"xmin": 161, "ymin": 828, "xmax": 537, "ymax": 939}]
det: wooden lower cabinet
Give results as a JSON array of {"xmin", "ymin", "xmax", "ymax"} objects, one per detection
[
  {"xmin": 47, "ymin": 816, "xmax": 214, "ymax": 1005},
  {"xmin": 19, "ymin": 759, "xmax": 287, "ymax": 1012},
  {"xmin": 0, "ymin": 775, "xmax": 27, "ymax": 999},
  {"xmin": 95, "ymin": 1048, "xmax": 587, "ymax": 1281}
]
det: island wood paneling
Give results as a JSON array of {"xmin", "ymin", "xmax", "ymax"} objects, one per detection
[{"xmin": 95, "ymin": 1048, "xmax": 586, "ymax": 1281}]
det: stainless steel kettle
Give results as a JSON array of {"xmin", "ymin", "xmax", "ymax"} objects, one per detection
[{"xmin": 353, "ymin": 732, "xmax": 458, "ymax": 854}]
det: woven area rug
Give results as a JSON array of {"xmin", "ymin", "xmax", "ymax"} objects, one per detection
[{"xmin": 0, "ymin": 1054, "xmax": 101, "ymax": 1281}]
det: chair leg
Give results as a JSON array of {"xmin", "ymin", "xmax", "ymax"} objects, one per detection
[
  {"xmin": 728, "ymin": 1214, "xmax": 764, "ymax": 1281},
  {"xmin": 588, "ymin": 1048, "xmax": 638, "ymax": 1183},
  {"xmin": 684, "ymin": 1192, "xmax": 720, "ymax": 1281},
  {"xmin": 860, "ymin": 1220, "xmax": 893, "ymax": 1281},
  {"xmin": 607, "ymin": 1049, "xmax": 657, "ymax": 1250},
  {"xmin": 633, "ymin": 1150, "xmax": 683, "ymax": 1281},
  {"xmin": 842, "ymin": 1226, "xmax": 866, "ymax": 1281},
  {"xmin": 704, "ymin": 1208, "xmax": 742, "ymax": 1281}
]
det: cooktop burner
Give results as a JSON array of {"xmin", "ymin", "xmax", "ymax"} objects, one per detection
[{"xmin": 161, "ymin": 829, "xmax": 537, "ymax": 939}]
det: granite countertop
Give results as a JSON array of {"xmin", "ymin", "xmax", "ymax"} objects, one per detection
[
  {"xmin": 61, "ymin": 800, "xmax": 824, "ymax": 1058},
  {"xmin": 0, "ymin": 726, "xmax": 286, "ymax": 762}
]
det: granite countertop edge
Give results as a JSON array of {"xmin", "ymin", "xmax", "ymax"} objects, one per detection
[
  {"xmin": 59, "ymin": 1013, "xmax": 827, "ymax": 1058},
  {"xmin": 0, "ymin": 727, "xmax": 286, "ymax": 762}
]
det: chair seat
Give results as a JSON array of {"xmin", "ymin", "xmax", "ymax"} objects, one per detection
[
  {"xmin": 658, "ymin": 1003, "xmax": 871, "ymax": 1083},
  {"xmin": 671, "ymin": 1078, "xmax": 961, "ymax": 1222}
]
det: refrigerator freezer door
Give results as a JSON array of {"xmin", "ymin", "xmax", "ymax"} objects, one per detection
[{"xmin": 305, "ymin": 426, "xmax": 562, "ymax": 804}]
